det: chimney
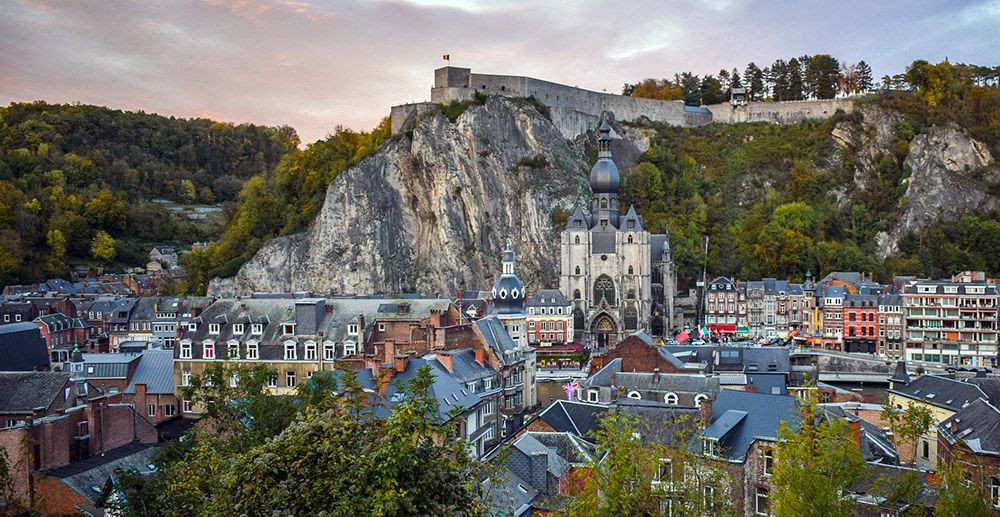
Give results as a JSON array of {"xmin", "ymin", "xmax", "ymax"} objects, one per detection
[
  {"xmin": 393, "ymin": 352, "xmax": 409, "ymax": 374},
  {"xmin": 436, "ymin": 352, "xmax": 454, "ymax": 372},
  {"xmin": 136, "ymin": 383, "xmax": 148, "ymax": 420},
  {"xmin": 610, "ymin": 374, "xmax": 615, "ymax": 387},
  {"xmin": 474, "ymin": 347, "xmax": 486, "ymax": 365},
  {"xmin": 699, "ymin": 398, "xmax": 713, "ymax": 426},
  {"xmin": 384, "ymin": 340, "xmax": 396, "ymax": 364},
  {"xmin": 849, "ymin": 419, "xmax": 861, "ymax": 448},
  {"xmin": 430, "ymin": 310, "xmax": 442, "ymax": 328}
]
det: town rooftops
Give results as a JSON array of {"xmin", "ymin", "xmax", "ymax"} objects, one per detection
[
  {"xmin": 526, "ymin": 289, "xmax": 569, "ymax": 308},
  {"xmin": 901, "ymin": 280, "xmax": 997, "ymax": 296},
  {"xmin": 35, "ymin": 312, "xmax": 87, "ymax": 332},
  {"xmin": 938, "ymin": 398, "xmax": 1000, "ymax": 456},
  {"xmin": 47, "ymin": 442, "xmax": 159, "ymax": 505},
  {"xmin": 701, "ymin": 389, "xmax": 799, "ymax": 462},
  {"xmin": 889, "ymin": 374, "xmax": 987, "ymax": 412},
  {"xmin": 533, "ymin": 399, "xmax": 608, "ymax": 440},
  {"xmin": 475, "ymin": 316, "xmax": 524, "ymax": 366},
  {"xmin": 0, "ymin": 371, "xmax": 72, "ymax": 414},
  {"xmin": 0, "ymin": 322, "xmax": 49, "ymax": 371},
  {"xmin": 80, "ymin": 352, "xmax": 141, "ymax": 379},
  {"xmin": 124, "ymin": 349, "xmax": 175, "ymax": 395}
]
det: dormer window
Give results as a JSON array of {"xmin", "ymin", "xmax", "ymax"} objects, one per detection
[
  {"xmin": 209, "ymin": 323, "xmax": 220, "ymax": 335},
  {"xmin": 283, "ymin": 323, "xmax": 295, "ymax": 335},
  {"xmin": 233, "ymin": 323, "xmax": 244, "ymax": 334},
  {"xmin": 284, "ymin": 342, "xmax": 297, "ymax": 360},
  {"xmin": 246, "ymin": 341, "xmax": 259, "ymax": 359},
  {"xmin": 227, "ymin": 341, "xmax": 240, "ymax": 360},
  {"xmin": 188, "ymin": 322, "xmax": 197, "ymax": 332},
  {"xmin": 203, "ymin": 343, "xmax": 215, "ymax": 359},
  {"xmin": 348, "ymin": 324, "xmax": 359, "ymax": 336},
  {"xmin": 252, "ymin": 323, "xmax": 263, "ymax": 335}
]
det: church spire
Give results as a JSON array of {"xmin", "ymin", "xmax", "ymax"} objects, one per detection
[{"xmin": 589, "ymin": 120, "xmax": 620, "ymax": 228}]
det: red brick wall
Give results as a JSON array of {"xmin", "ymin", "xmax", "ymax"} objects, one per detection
[{"xmin": 592, "ymin": 336, "xmax": 686, "ymax": 374}]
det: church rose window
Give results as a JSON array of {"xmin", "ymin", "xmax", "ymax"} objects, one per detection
[{"xmin": 594, "ymin": 275, "xmax": 615, "ymax": 305}]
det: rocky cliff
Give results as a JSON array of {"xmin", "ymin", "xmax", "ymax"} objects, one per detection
[{"xmin": 210, "ymin": 97, "xmax": 589, "ymax": 296}]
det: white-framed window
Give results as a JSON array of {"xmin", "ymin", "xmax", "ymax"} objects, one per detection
[
  {"xmin": 182, "ymin": 400, "xmax": 192, "ymax": 413},
  {"xmin": 180, "ymin": 342, "xmax": 192, "ymax": 359},
  {"xmin": 284, "ymin": 342, "xmax": 297, "ymax": 360},
  {"xmin": 164, "ymin": 404, "xmax": 175, "ymax": 417},
  {"xmin": 703, "ymin": 438, "xmax": 716, "ymax": 457},
  {"xmin": 233, "ymin": 323, "xmax": 244, "ymax": 334},
  {"xmin": 655, "ymin": 458, "xmax": 672, "ymax": 483},
  {"xmin": 283, "ymin": 323, "xmax": 295, "ymax": 335},
  {"xmin": 188, "ymin": 322, "xmax": 197, "ymax": 332},
  {"xmin": 627, "ymin": 390, "xmax": 641, "ymax": 399},
  {"xmin": 588, "ymin": 390, "xmax": 599, "ymax": 403},
  {"xmin": 247, "ymin": 341, "xmax": 259, "ymax": 359},
  {"xmin": 227, "ymin": 341, "xmax": 240, "ymax": 359},
  {"xmin": 664, "ymin": 392, "xmax": 679, "ymax": 405},
  {"xmin": 307, "ymin": 370, "xmax": 314, "ymax": 379},
  {"xmin": 323, "ymin": 342, "xmax": 336, "ymax": 360},
  {"xmin": 267, "ymin": 375, "xmax": 277, "ymax": 388},
  {"xmin": 468, "ymin": 382, "xmax": 477, "ymax": 393},
  {"xmin": 344, "ymin": 342, "xmax": 357, "ymax": 356},
  {"xmin": 305, "ymin": 342, "xmax": 317, "ymax": 360},
  {"xmin": 285, "ymin": 371, "xmax": 296, "ymax": 387},
  {"xmin": 482, "ymin": 399, "xmax": 494, "ymax": 417},
  {"xmin": 378, "ymin": 323, "xmax": 385, "ymax": 332},
  {"xmin": 252, "ymin": 323, "xmax": 263, "ymax": 335},
  {"xmin": 703, "ymin": 485, "xmax": 716, "ymax": 509},
  {"xmin": 484, "ymin": 378, "xmax": 493, "ymax": 390},
  {"xmin": 3, "ymin": 315, "xmax": 8, "ymax": 322},
  {"xmin": 181, "ymin": 368, "xmax": 191, "ymax": 386},
  {"xmin": 991, "ymin": 477, "xmax": 1000, "ymax": 508},
  {"xmin": 755, "ymin": 486, "xmax": 769, "ymax": 515},
  {"xmin": 348, "ymin": 323, "xmax": 359, "ymax": 336},
  {"xmin": 209, "ymin": 323, "xmax": 220, "ymax": 335},
  {"xmin": 147, "ymin": 404, "xmax": 156, "ymax": 417},
  {"xmin": 203, "ymin": 343, "xmax": 215, "ymax": 359},
  {"xmin": 763, "ymin": 448, "xmax": 774, "ymax": 476},
  {"xmin": 694, "ymin": 393, "xmax": 709, "ymax": 408}
]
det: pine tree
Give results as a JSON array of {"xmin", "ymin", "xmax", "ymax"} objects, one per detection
[
  {"xmin": 745, "ymin": 62, "xmax": 764, "ymax": 101},
  {"xmin": 770, "ymin": 59, "xmax": 789, "ymax": 101},
  {"xmin": 787, "ymin": 58, "xmax": 805, "ymax": 100},
  {"xmin": 857, "ymin": 60, "xmax": 874, "ymax": 92}
]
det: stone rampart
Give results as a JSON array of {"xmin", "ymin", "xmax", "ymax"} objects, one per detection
[
  {"xmin": 390, "ymin": 67, "xmax": 858, "ymax": 138},
  {"xmin": 705, "ymin": 98, "xmax": 856, "ymax": 124}
]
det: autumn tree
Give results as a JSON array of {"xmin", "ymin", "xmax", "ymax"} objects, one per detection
[
  {"xmin": 90, "ymin": 230, "xmax": 116, "ymax": 262},
  {"xmin": 771, "ymin": 393, "xmax": 864, "ymax": 516}
]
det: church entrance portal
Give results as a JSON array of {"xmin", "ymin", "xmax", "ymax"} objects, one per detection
[{"xmin": 592, "ymin": 314, "xmax": 617, "ymax": 349}]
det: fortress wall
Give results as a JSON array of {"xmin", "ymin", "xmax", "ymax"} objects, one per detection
[
  {"xmin": 705, "ymin": 98, "xmax": 856, "ymax": 125},
  {"xmin": 390, "ymin": 102, "xmax": 439, "ymax": 134}
]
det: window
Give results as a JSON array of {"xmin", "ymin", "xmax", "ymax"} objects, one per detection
[
  {"xmin": 574, "ymin": 235, "xmax": 580, "ymax": 244},
  {"xmin": 267, "ymin": 375, "xmax": 277, "ymax": 388},
  {"xmin": 575, "ymin": 266, "xmax": 580, "ymax": 275},
  {"xmin": 147, "ymin": 404, "xmax": 156, "ymax": 417},
  {"xmin": 703, "ymin": 485, "xmax": 716, "ymax": 509},
  {"xmin": 305, "ymin": 343, "xmax": 317, "ymax": 360},
  {"xmin": 594, "ymin": 275, "xmax": 615, "ymax": 305},
  {"xmin": 181, "ymin": 368, "xmax": 191, "ymax": 386},
  {"xmin": 203, "ymin": 343, "xmax": 215, "ymax": 359},
  {"xmin": 229, "ymin": 373, "xmax": 238, "ymax": 387},
  {"xmin": 991, "ymin": 477, "xmax": 1000, "ymax": 508},
  {"xmin": 703, "ymin": 439, "xmax": 716, "ymax": 457},
  {"xmin": 482, "ymin": 399, "xmax": 493, "ymax": 417},
  {"xmin": 252, "ymin": 323, "xmax": 263, "ymax": 335},
  {"xmin": 188, "ymin": 322, "xmax": 197, "ymax": 332},
  {"xmin": 182, "ymin": 400, "xmax": 192, "ymax": 413},
  {"xmin": 763, "ymin": 449, "xmax": 774, "ymax": 476},
  {"xmin": 324, "ymin": 343, "xmax": 335, "ymax": 360},
  {"xmin": 209, "ymin": 323, "xmax": 220, "ymax": 334},
  {"xmin": 664, "ymin": 392, "xmax": 678, "ymax": 405},
  {"xmin": 467, "ymin": 382, "xmax": 477, "ymax": 393},
  {"xmin": 283, "ymin": 324, "xmax": 295, "ymax": 335},
  {"xmin": 922, "ymin": 440, "xmax": 929, "ymax": 459},
  {"xmin": 233, "ymin": 323, "xmax": 244, "ymax": 334},
  {"xmin": 694, "ymin": 393, "xmax": 709, "ymax": 407},
  {"xmin": 284, "ymin": 342, "xmax": 297, "ymax": 360},
  {"xmin": 228, "ymin": 342, "xmax": 240, "ymax": 359},
  {"xmin": 484, "ymin": 378, "xmax": 493, "ymax": 390},
  {"xmin": 348, "ymin": 323, "xmax": 359, "ymax": 336},
  {"xmin": 627, "ymin": 390, "xmax": 641, "ymax": 399},
  {"xmin": 344, "ymin": 342, "xmax": 357, "ymax": 356},
  {"xmin": 165, "ymin": 405, "xmax": 175, "ymax": 417},
  {"xmin": 655, "ymin": 458, "xmax": 672, "ymax": 483},
  {"xmin": 378, "ymin": 323, "xmax": 385, "ymax": 332},
  {"xmin": 628, "ymin": 265, "xmax": 634, "ymax": 275},
  {"xmin": 285, "ymin": 371, "xmax": 296, "ymax": 388},
  {"xmin": 755, "ymin": 486, "xmax": 769, "ymax": 515},
  {"xmin": 180, "ymin": 342, "xmax": 192, "ymax": 359}
]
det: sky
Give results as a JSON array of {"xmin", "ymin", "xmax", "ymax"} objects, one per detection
[{"xmin": 2, "ymin": 0, "xmax": 999, "ymax": 144}]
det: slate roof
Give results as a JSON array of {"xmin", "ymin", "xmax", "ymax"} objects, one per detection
[
  {"xmin": 124, "ymin": 349, "xmax": 175, "ymax": 395},
  {"xmin": 425, "ymin": 349, "xmax": 495, "ymax": 389},
  {"xmin": 614, "ymin": 399, "xmax": 700, "ymax": 447},
  {"xmin": 80, "ymin": 353, "xmax": 141, "ymax": 379},
  {"xmin": 47, "ymin": 442, "xmax": 159, "ymax": 504},
  {"xmin": 512, "ymin": 433, "xmax": 571, "ymax": 479},
  {"xmin": 534, "ymin": 400, "xmax": 608, "ymax": 440},
  {"xmin": 35, "ymin": 312, "xmax": 87, "ymax": 331},
  {"xmin": 702, "ymin": 390, "xmax": 799, "ymax": 462},
  {"xmin": 900, "ymin": 281, "xmax": 997, "ymax": 296},
  {"xmin": 620, "ymin": 205, "xmax": 644, "ymax": 232},
  {"xmin": 888, "ymin": 361, "xmax": 911, "ymax": 385},
  {"xmin": 483, "ymin": 468, "xmax": 537, "ymax": 517},
  {"xmin": 890, "ymin": 375, "xmax": 987, "ymax": 412},
  {"xmin": 0, "ymin": 322, "xmax": 49, "ymax": 371},
  {"xmin": 526, "ymin": 289, "xmax": 569, "ymax": 308},
  {"xmin": 649, "ymin": 234, "xmax": 669, "ymax": 262},
  {"xmin": 938, "ymin": 398, "xmax": 1000, "ymax": 456},
  {"xmin": 356, "ymin": 357, "xmax": 482, "ymax": 422},
  {"xmin": 475, "ymin": 316, "xmax": 525, "ymax": 367},
  {"xmin": 565, "ymin": 206, "xmax": 588, "ymax": 230},
  {"xmin": 965, "ymin": 378, "xmax": 1000, "ymax": 407},
  {"xmin": 820, "ymin": 405, "xmax": 899, "ymax": 464},
  {"xmin": 0, "ymin": 372, "xmax": 72, "ymax": 414},
  {"xmin": 529, "ymin": 432, "xmax": 594, "ymax": 464}
]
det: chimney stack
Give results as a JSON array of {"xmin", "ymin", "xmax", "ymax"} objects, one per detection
[
  {"xmin": 699, "ymin": 398, "xmax": 713, "ymax": 426},
  {"xmin": 849, "ymin": 419, "xmax": 861, "ymax": 448},
  {"xmin": 436, "ymin": 352, "xmax": 454, "ymax": 372},
  {"xmin": 393, "ymin": 352, "xmax": 409, "ymax": 374},
  {"xmin": 474, "ymin": 347, "xmax": 486, "ymax": 365}
]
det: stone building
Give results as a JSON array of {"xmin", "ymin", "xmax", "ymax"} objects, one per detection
[
  {"xmin": 877, "ymin": 294, "xmax": 904, "ymax": 360},
  {"xmin": 560, "ymin": 121, "xmax": 676, "ymax": 350}
]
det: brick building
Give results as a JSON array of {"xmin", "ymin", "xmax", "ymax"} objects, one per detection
[
  {"xmin": 842, "ymin": 294, "xmax": 878, "ymax": 354},
  {"xmin": 526, "ymin": 289, "xmax": 573, "ymax": 345},
  {"xmin": 937, "ymin": 398, "xmax": 1000, "ymax": 510}
]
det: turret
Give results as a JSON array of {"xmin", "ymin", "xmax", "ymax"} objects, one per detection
[
  {"xmin": 589, "ymin": 120, "xmax": 620, "ymax": 228},
  {"xmin": 491, "ymin": 239, "xmax": 526, "ymax": 315}
]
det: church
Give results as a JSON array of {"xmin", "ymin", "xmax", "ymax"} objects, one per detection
[{"xmin": 559, "ymin": 121, "xmax": 676, "ymax": 350}]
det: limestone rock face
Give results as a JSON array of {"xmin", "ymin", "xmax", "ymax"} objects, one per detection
[
  {"xmin": 876, "ymin": 124, "xmax": 997, "ymax": 258},
  {"xmin": 209, "ymin": 97, "xmax": 589, "ymax": 296}
]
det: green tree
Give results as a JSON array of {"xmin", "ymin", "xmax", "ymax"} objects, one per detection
[
  {"xmin": 857, "ymin": 60, "xmax": 874, "ymax": 92},
  {"xmin": 178, "ymin": 179, "xmax": 197, "ymax": 204},
  {"xmin": 90, "ymin": 230, "xmax": 116, "ymax": 262},
  {"xmin": 745, "ymin": 62, "xmax": 765, "ymax": 100},
  {"xmin": 880, "ymin": 401, "xmax": 933, "ymax": 466},
  {"xmin": 805, "ymin": 54, "xmax": 841, "ymax": 99},
  {"xmin": 936, "ymin": 452, "xmax": 993, "ymax": 516},
  {"xmin": 46, "ymin": 228, "xmax": 66, "ymax": 259},
  {"xmin": 83, "ymin": 189, "xmax": 126, "ymax": 233},
  {"xmin": 771, "ymin": 393, "xmax": 864, "ymax": 516}
]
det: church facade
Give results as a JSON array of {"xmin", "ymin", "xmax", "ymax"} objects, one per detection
[{"xmin": 559, "ymin": 121, "xmax": 676, "ymax": 350}]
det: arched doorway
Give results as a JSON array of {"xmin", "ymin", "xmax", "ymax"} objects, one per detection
[{"xmin": 592, "ymin": 314, "xmax": 617, "ymax": 349}]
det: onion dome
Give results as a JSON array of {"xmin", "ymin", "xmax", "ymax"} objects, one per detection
[
  {"xmin": 589, "ymin": 120, "xmax": 620, "ymax": 195},
  {"xmin": 491, "ymin": 239, "xmax": 526, "ymax": 315}
]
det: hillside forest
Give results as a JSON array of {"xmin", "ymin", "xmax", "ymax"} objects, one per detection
[{"xmin": 1, "ymin": 58, "xmax": 999, "ymax": 294}]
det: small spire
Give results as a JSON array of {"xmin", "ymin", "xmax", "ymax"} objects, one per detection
[{"xmin": 598, "ymin": 120, "xmax": 612, "ymax": 156}]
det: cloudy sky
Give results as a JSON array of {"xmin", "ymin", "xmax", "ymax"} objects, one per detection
[{"xmin": 2, "ymin": 0, "xmax": 998, "ymax": 144}]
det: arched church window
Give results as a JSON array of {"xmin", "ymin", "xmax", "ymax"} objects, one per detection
[
  {"xmin": 574, "ymin": 235, "xmax": 580, "ymax": 244},
  {"xmin": 601, "ymin": 198, "xmax": 608, "ymax": 209},
  {"xmin": 627, "ymin": 235, "xmax": 633, "ymax": 244},
  {"xmin": 594, "ymin": 275, "xmax": 615, "ymax": 305},
  {"xmin": 628, "ymin": 266, "xmax": 634, "ymax": 275},
  {"xmin": 573, "ymin": 289, "xmax": 581, "ymax": 300},
  {"xmin": 624, "ymin": 307, "xmax": 638, "ymax": 331},
  {"xmin": 575, "ymin": 266, "xmax": 581, "ymax": 275},
  {"xmin": 573, "ymin": 308, "xmax": 584, "ymax": 330}
]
